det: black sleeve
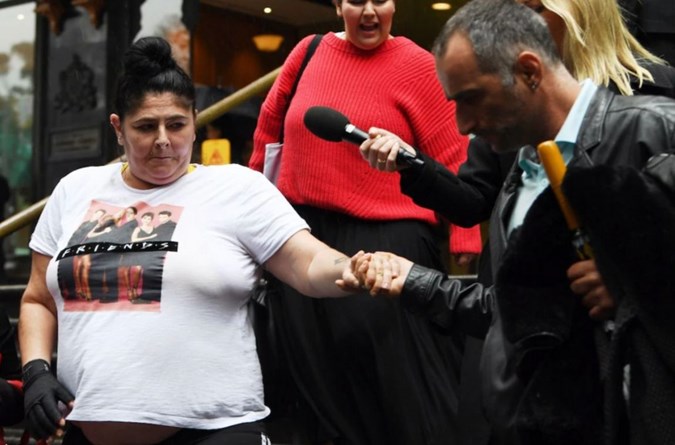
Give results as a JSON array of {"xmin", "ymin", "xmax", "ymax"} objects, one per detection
[
  {"xmin": 399, "ymin": 137, "xmax": 516, "ymax": 227},
  {"xmin": 401, "ymin": 264, "xmax": 495, "ymax": 339}
]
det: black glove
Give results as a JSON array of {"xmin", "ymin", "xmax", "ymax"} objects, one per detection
[{"xmin": 22, "ymin": 359, "xmax": 75, "ymax": 440}]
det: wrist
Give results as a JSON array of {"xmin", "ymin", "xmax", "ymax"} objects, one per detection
[{"xmin": 22, "ymin": 358, "xmax": 51, "ymax": 388}]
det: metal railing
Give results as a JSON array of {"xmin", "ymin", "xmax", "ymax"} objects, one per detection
[{"xmin": 0, "ymin": 67, "xmax": 282, "ymax": 240}]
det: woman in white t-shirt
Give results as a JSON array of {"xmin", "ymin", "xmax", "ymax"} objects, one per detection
[{"xmin": 17, "ymin": 36, "xmax": 383, "ymax": 445}]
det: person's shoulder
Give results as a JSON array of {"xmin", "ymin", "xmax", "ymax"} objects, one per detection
[
  {"xmin": 277, "ymin": 33, "xmax": 326, "ymax": 80},
  {"xmin": 387, "ymin": 36, "xmax": 431, "ymax": 57},
  {"xmin": 613, "ymin": 89, "xmax": 675, "ymax": 107},
  {"xmin": 634, "ymin": 62, "xmax": 675, "ymax": 99},
  {"xmin": 196, "ymin": 165, "xmax": 280, "ymax": 205},
  {"xmin": 379, "ymin": 37, "xmax": 435, "ymax": 78},
  {"xmin": 198, "ymin": 163, "xmax": 266, "ymax": 182},
  {"xmin": 288, "ymin": 34, "xmax": 324, "ymax": 58},
  {"xmin": 609, "ymin": 88, "xmax": 675, "ymax": 122},
  {"xmin": 61, "ymin": 164, "xmax": 120, "ymax": 184},
  {"xmin": 43, "ymin": 164, "xmax": 119, "ymax": 199},
  {"xmin": 298, "ymin": 34, "xmax": 322, "ymax": 45}
]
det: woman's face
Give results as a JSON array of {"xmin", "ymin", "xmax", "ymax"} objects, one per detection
[
  {"xmin": 518, "ymin": 0, "xmax": 566, "ymax": 56},
  {"xmin": 110, "ymin": 92, "xmax": 195, "ymax": 190},
  {"xmin": 336, "ymin": 0, "xmax": 395, "ymax": 50}
]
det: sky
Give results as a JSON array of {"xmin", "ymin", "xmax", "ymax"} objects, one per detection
[
  {"xmin": 0, "ymin": 2, "xmax": 34, "ymax": 93},
  {"xmin": 0, "ymin": 2, "xmax": 33, "ymax": 54}
]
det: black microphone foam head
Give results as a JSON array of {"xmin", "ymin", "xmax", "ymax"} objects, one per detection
[{"xmin": 304, "ymin": 106, "xmax": 350, "ymax": 142}]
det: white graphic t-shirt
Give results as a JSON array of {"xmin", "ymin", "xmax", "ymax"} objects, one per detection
[{"xmin": 30, "ymin": 163, "xmax": 308, "ymax": 429}]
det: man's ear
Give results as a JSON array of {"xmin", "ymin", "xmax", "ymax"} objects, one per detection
[{"xmin": 515, "ymin": 51, "xmax": 543, "ymax": 90}]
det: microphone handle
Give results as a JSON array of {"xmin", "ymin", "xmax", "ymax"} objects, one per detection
[
  {"xmin": 343, "ymin": 124, "xmax": 369, "ymax": 145},
  {"xmin": 343, "ymin": 125, "xmax": 424, "ymax": 167}
]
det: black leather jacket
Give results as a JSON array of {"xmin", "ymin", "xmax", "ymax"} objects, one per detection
[{"xmin": 399, "ymin": 87, "xmax": 675, "ymax": 444}]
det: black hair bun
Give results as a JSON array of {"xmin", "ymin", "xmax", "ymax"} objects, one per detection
[{"xmin": 123, "ymin": 36, "xmax": 177, "ymax": 80}]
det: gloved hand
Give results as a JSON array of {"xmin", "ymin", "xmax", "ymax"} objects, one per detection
[{"xmin": 22, "ymin": 359, "xmax": 74, "ymax": 440}]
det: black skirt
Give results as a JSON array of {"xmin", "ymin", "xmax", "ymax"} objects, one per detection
[{"xmin": 265, "ymin": 205, "xmax": 462, "ymax": 445}]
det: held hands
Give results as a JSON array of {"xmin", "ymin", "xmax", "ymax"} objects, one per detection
[
  {"xmin": 336, "ymin": 251, "xmax": 400, "ymax": 294},
  {"xmin": 567, "ymin": 259, "xmax": 616, "ymax": 320},
  {"xmin": 336, "ymin": 250, "xmax": 413, "ymax": 296},
  {"xmin": 352, "ymin": 251, "xmax": 414, "ymax": 297},
  {"xmin": 359, "ymin": 128, "xmax": 417, "ymax": 172},
  {"xmin": 22, "ymin": 359, "xmax": 75, "ymax": 440},
  {"xmin": 336, "ymin": 251, "xmax": 366, "ymax": 291}
]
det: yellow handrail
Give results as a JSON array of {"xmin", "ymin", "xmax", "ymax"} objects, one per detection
[
  {"xmin": 0, "ymin": 66, "xmax": 281, "ymax": 239},
  {"xmin": 196, "ymin": 67, "xmax": 280, "ymax": 128}
]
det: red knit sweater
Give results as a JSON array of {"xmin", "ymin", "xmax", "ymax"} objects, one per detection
[{"xmin": 250, "ymin": 33, "xmax": 481, "ymax": 254}]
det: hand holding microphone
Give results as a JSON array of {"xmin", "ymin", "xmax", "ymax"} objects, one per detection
[
  {"xmin": 303, "ymin": 106, "xmax": 423, "ymax": 170},
  {"xmin": 361, "ymin": 128, "xmax": 419, "ymax": 171}
]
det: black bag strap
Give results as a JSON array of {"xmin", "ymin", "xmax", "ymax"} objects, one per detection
[{"xmin": 279, "ymin": 34, "xmax": 323, "ymax": 143}]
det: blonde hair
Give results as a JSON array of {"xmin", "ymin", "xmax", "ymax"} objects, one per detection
[{"xmin": 542, "ymin": 0, "xmax": 665, "ymax": 95}]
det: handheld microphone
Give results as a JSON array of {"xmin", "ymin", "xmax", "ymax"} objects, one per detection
[
  {"xmin": 303, "ymin": 106, "xmax": 424, "ymax": 167},
  {"xmin": 537, "ymin": 140, "xmax": 593, "ymax": 260}
]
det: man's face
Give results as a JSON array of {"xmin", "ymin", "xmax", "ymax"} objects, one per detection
[{"xmin": 436, "ymin": 33, "xmax": 534, "ymax": 153}]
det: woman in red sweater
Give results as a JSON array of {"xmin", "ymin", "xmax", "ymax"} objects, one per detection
[{"xmin": 250, "ymin": 1, "xmax": 480, "ymax": 443}]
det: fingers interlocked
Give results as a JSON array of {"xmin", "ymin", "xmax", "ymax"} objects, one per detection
[{"xmin": 352, "ymin": 251, "xmax": 401, "ymax": 296}]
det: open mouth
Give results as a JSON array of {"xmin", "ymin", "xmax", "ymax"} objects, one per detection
[{"xmin": 360, "ymin": 22, "xmax": 379, "ymax": 32}]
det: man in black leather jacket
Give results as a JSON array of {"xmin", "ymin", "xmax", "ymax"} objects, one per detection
[{"xmin": 357, "ymin": 1, "xmax": 675, "ymax": 444}]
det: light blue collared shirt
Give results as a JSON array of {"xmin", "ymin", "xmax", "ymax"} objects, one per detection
[{"xmin": 507, "ymin": 79, "xmax": 598, "ymax": 236}]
